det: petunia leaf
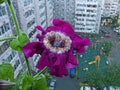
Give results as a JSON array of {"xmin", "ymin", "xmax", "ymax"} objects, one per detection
[
  {"xmin": 32, "ymin": 74, "xmax": 49, "ymax": 90},
  {"xmin": 0, "ymin": 0, "xmax": 4, "ymax": 4},
  {"xmin": 16, "ymin": 73, "xmax": 49, "ymax": 90},
  {"xmin": 22, "ymin": 75, "xmax": 33, "ymax": 90},
  {"xmin": 0, "ymin": 63, "xmax": 14, "ymax": 81},
  {"xmin": 16, "ymin": 72, "xmax": 33, "ymax": 90}
]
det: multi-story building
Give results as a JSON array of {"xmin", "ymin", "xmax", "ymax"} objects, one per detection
[
  {"xmin": 53, "ymin": 0, "xmax": 75, "ymax": 27},
  {"xmin": 102, "ymin": 0, "xmax": 111, "ymax": 17},
  {"xmin": 102, "ymin": 0, "xmax": 118, "ymax": 17},
  {"xmin": 45, "ymin": 0, "xmax": 54, "ymax": 26},
  {"xmin": 35, "ymin": 0, "xmax": 47, "ymax": 29},
  {"xmin": 75, "ymin": 0, "xmax": 102, "ymax": 33},
  {"xmin": 117, "ymin": 0, "xmax": 120, "ymax": 13},
  {"xmin": 110, "ymin": 0, "xmax": 118, "ymax": 16},
  {"xmin": 0, "ymin": 0, "xmax": 54, "ymax": 78}
]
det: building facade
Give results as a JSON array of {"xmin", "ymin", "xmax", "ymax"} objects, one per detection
[
  {"xmin": 75, "ymin": 0, "xmax": 102, "ymax": 33},
  {"xmin": 53, "ymin": 0, "xmax": 75, "ymax": 27},
  {"xmin": 102, "ymin": 0, "xmax": 119, "ymax": 17}
]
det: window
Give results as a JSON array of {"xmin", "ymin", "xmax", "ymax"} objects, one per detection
[
  {"xmin": 0, "ymin": 6, "xmax": 6, "ymax": 16},
  {"xmin": 5, "ymin": 51, "xmax": 16, "ymax": 62},
  {"xmin": 0, "ymin": 25, "xmax": 5, "ymax": 34},
  {"xmin": 4, "ymin": 23, "xmax": 10, "ymax": 31},
  {"xmin": 24, "ymin": 0, "xmax": 33, "ymax": 6},
  {"xmin": 28, "ymin": 28, "xmax": 36, "ymax": 38},
  {"xmin": 0, "ymin": 23, "xmax": 10, "ymax": 35},
  {"xmin": 14, "ymin": 60, "xmax": 20, "ymax": 71},
  {"xmin": 76, "ymin": 9, "xmax": 85, "ymax": 11},
  {"xmin": 0, "ymin": 41, "xmax": 10, "ymax": 56},
  {"xmin": 24, "ymin": 9, "xmax": 34, "ymax": 18},
  {"xmin": 41, "ymin": 19, "xmax": 46, "ymax": 25},
  {"xmin": 86, "ymin": 28, "xmax": 92, "ymax": 30},
  {"xmin": 27, "ymin": 18, "xmax": 35, "ymax": 29}
]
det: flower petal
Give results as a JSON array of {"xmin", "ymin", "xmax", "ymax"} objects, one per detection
[
  {"xmin": 50, "ymin": 54, "xmax": 68, "ymax": 77},
  {"xmin": 23, "ymin": 42, "xmax": 44, "ymax": 57},
  {"xmin": 66, "ymin": 51, "xmax": 78, "ymax": 68},
  {"xmin": 36, "ymin": 25, "xmax": 46, "ymax": 34},
  {"xmin": 52, "ymin": 19, "xmax": 74, "ymax": 36},
  {"xmin": 72, "ymin": 37, "xmax": 90, "ymax": 53},
  {"xmin": 37, "ymin": 53, "xmax": 49, "ymax": 69}
]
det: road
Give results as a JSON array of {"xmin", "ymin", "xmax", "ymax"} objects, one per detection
[
  {"xmin": 55, "ymin": 76, "xmax": 80, "ymax": 90},
  {"xmin": 100, "ymin": 26, "xmax": 120, "ymax": 62}
]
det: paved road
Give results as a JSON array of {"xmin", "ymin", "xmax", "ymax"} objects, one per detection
[
  {"xmin": 55, "ymin": 76, "xmax": 80, "ymax": 90},
  {"xmin": 101, "ymin": 26, "xmax": 120, "ymax": 62}
]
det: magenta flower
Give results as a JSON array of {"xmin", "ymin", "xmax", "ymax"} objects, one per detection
[{"xmin": 23, "ymin": 19, "xmax": 90, "ymax": 77}]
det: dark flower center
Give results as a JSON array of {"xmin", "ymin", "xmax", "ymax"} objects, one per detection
[{"xmin": 53, "ymin": 40, "xmax": 62, "ymax": 47}]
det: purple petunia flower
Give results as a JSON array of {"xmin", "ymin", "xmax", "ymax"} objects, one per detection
[{"xmin": 23, "ymin": 19, "xmax": 90, "ymax": 77}]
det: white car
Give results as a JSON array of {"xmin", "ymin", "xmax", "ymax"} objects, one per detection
[{"xmin": 49, "ymin": 78, "xmax": 56, "ymax": 90}]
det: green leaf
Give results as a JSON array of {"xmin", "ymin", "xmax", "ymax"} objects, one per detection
[
  {"xmin": 16, "ymin": 72, "xmax": 33, "ymax": 90},
  {"xmin": 0, "ymin": 0, "xmax": 4, "ymax": 4},
  {"xmin": 10, "ymin": 33, "xmax": 30, "ymax": 51},
  {"xmin": 32, "ymin": 74, "xmax": 49, "ymax": 90},
  {"xmin": 0, "ymin": 63, "xmax": 14, "ymax": 81},
  {"xmin": 16, "ymin": 73, "xmax": 49, "ymax": 90},
  {"xmin": 22, "ymin": 75, "xmax": 33, "ymax": 90}
]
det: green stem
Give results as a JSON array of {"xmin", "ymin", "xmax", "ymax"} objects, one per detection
[
  {"xmin": 39, "ymin": 66, "xmax": 48, "ymax": 74},
  {"xmin": 34, "ymin": 66, "xmax": 48, "ymax": 78},
  {"xmin": 6, "ymin": 0, "xmax": 21, "ymax": 35},
  {"xmin": 23, "ymin": 53, "xmax": 32, "ymax": 76},
  {"xmin": 0, "ymin": 36, "xmax": 16, "ymax": 42}
]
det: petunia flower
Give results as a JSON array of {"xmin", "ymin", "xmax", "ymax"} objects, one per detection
[{"xmin": 23, "ymin": 19, "xmax": 90, "ymax": 77}]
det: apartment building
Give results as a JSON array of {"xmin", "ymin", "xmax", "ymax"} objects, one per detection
[
  {"xmin": 117, "ymin": 0, "xmax": 120, "ymax": 13},
  {"xmin": 102, "ymin": 0, "xmax": 118, "ymax": 17},
  {"xmin": 53, "ymin": 0, "xmax": 75, "ymax": 27},
  {"xmin": 75, "ymin": 0, "xmax": 102, "ymax": 33}
]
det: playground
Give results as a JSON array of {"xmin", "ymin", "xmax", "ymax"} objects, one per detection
[{"xmin": 70, "ymin": 38, "xmax": 109, "ymax": 82}]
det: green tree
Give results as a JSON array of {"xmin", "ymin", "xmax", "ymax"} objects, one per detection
[
  {"xmin": 86, "ymin": 62, "xmax": 120, "ymax": 90},
  {"xmin": 102, "ymin": 41, "xmax": 113, "ymax": 56}
]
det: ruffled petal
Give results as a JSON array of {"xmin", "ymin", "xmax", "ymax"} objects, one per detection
[
  {"xmin": 23, "ymin": 42, "xmax": 44, "ymax": 57},
  {"xmin": 51, "ymin": 54, "xmax": 68, "ymax": 77},
  {"xmin": 52, "ymin": 19, "xmax": 74, "ymax": 37},
  {"xmin": 36, "ymin": 25, "xmax": 46, "ymax": 34},
  {"xmin": 72, "ymin": 37, "xmax": 90, "ymax": 53},
  {"xmin": 36, "ymin": 34, "xmax": 44, "ymax": 41},
  {"xmin": 66, "ymin": 51, "xmax": 78, "ymax": 68},
  {"xmin": 37, "ymin": 51, "xmax": 49, "ymax": 69}
]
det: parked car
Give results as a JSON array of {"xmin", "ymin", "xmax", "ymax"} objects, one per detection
[
  {"xmin": 70, "ymin": 68, "xmax": 76, "ymax": 78},
  {"xmin": 49, "ymin": 78, "xmax": 56, "ymax": 90},
  {"xmin": 104, "ymin": 32, "xmax": 111, "ymax": 37},
  {"xmin": 113, "ymin": 29, "xmax": 120, "ymax": 35}
]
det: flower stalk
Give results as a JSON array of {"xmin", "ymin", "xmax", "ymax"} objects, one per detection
[
  {"xmin": 5, "ymin": 0, "xmax": 32, "ymax": 76},
  {"xmin": 0, "ymin": 36, "xmax": 16, "ymax": 42},
  {"xmin": 23, "ymin": 53, "xmax": 32, "ymax": 76},
  {"xmin": 5, "ymin": 0, "xmax": 22, "ymax": 35}
]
